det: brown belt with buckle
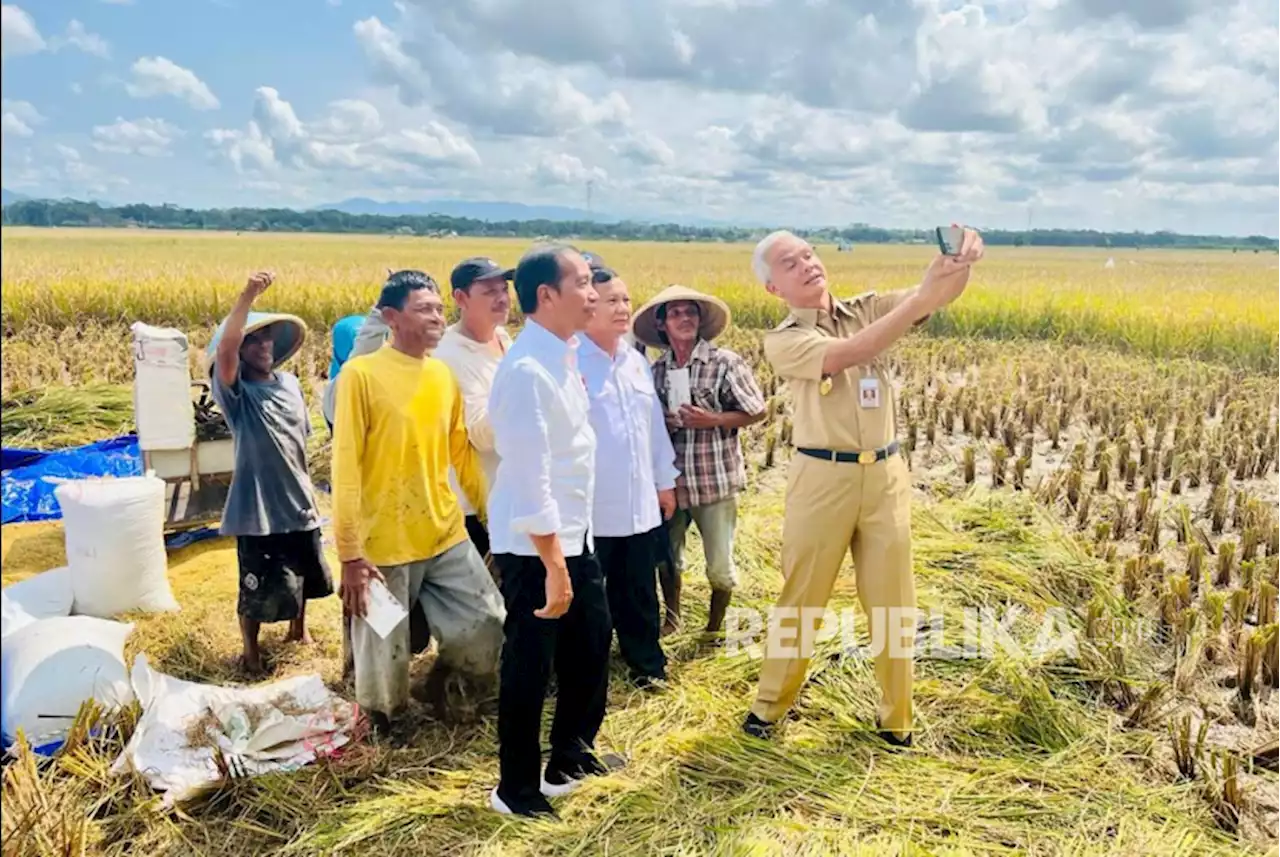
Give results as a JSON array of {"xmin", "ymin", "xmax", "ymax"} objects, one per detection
[{"xmin": 797, "ymin": 441, "xmax": 901, "ymax": 465}]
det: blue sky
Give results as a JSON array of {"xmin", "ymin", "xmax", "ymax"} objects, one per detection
[{"xmin": 2, "ymin": 0, "xmax": 1277, "ymax": 235}]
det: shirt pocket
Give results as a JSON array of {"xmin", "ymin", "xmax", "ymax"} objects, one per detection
[{"xmin": 691, "ymin": 369, "xmax": 721, "ymax": 411}]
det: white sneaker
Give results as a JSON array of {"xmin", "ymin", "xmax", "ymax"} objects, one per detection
[
  {"xmin": 490, "ymin": 787, "xmax": 514, "ymax": 814},
  {"xmin": 540, "ymin": 771, "xmax": 583, "ymax": 797}
]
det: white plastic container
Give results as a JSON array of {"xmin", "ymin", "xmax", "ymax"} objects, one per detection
[
  {"xmin": 55, "ymin": 475, "xmax": 179, "ymax": 618},
  {"xmin": 131, "ymin": 321, "xmax": 195, "ymax": 452},
  {"xmin": 1, "ymin": 615, "xmax": 135, "ymax": 750}
]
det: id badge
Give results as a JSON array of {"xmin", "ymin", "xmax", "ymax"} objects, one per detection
[{"xmin": 859, "ymin": 376, "xmax": 882, "ymax": 409}]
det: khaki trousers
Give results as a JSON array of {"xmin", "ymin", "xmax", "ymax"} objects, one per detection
[{"xmin": 750, "ymin": 451, "xmax": 916, "ymax": 738}]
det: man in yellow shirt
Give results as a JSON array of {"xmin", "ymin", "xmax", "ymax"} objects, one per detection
[{"xmin": 332, "ymin": 269, "xmax": 506, "ymax": 733}]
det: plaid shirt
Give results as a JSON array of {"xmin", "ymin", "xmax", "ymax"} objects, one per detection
[{"xmin": 652, "ymin": 339, "xmax": 766, "ymax": 509}]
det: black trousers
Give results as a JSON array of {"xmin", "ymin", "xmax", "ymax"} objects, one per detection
[
  {"xmin": 595, "ymin": 528, "xmax": 666, "ymax": 682},
  {"xmin": 464, "ymin": 514, "xmax": 491, "ymax": 559},
  {"xmin": 495, "ymin": 549, "xmax": 612, "ymax": 807}
]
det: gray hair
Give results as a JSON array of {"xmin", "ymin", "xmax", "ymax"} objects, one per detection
[{"xmin": 751, "ymin": 230, "xmax": 799, "ymax": 285}]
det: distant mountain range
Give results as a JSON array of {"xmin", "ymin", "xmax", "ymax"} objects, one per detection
[
  {"xmin": 1, "ymin": 189, "xmax": 29, "ymax": 206},
  {"xmin": 315, "ymin": 197, "xmax": 615, "ymax": 223}
]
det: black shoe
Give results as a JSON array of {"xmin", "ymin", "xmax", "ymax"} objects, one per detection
[
  {"xmin": 579, "ymin": 751, "xmax": 627, "ymax": 776},
  {"xmin": 632, "ymin": 673, "xmax": 668, "ymax": 693},
  {"xmin": 541, "ymin": 750, "xmax": 626, "ymax": 796},
  {"xmin": 367, "ymin": 710, "xmax": 392, "ymax": 738},
  {"xmin": 741, "ymin": 712, "xmax": 775, "ymax": 740},
  {"xmin": 874, "ymin": 718, "xmax": 913, "ymax": 747},
  {"xmin": 491, "ymin": 786, "xmax": 557, "ymax": 818}
]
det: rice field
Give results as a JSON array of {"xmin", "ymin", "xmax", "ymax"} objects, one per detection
[{"xmin": 1, "ymin": 228, "xmax": 1277, "ymax": 856}]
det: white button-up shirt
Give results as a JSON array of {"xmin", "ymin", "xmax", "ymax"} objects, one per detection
[
  {"xmin": 434, "ymin": 323, "xmax": 512, "ymax": 516},
  {"xmin": 579, "ymin": 335, "xmax": 678, "ymax": 538},
  {"xmin": 487, "ymin": 318, "xmax": 596, "ymax": 558}
]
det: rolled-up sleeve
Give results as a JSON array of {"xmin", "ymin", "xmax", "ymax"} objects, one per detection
[
  {"xmin": 490, "ymin": 364, "xmax": 560, "ymax": 536},
  {"xmin": 721, "ymin": 352, "xmax": 767, "ymax": 416}
]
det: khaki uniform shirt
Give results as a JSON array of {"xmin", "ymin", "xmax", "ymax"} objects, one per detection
[{"xmin": 763, "ymin": 291, "xmax": 915, "ymax": 453}]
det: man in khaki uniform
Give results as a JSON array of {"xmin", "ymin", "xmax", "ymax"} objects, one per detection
[{"xmin": 742, "ymin": 228, "xmax": 983, "ymax": 746}]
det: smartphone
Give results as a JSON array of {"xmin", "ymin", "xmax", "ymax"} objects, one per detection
[{"xmin": 935, "ymin": 226, "xmax": 964, "ymax": 256}]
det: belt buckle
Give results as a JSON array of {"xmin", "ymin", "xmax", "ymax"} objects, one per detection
[{"xmin": 858, "ymin": 450, "xmax": 875, "ymax": 465}]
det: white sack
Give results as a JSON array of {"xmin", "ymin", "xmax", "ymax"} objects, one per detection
[
  {"xmin": 1, "ymin": 615, "xmax": 134, "ymax": 749},
  {"xmin": 1, "ymin": 567, "xmax": 73, "ymax": 638},
  {"xmin": 131, "ymin": 322, "xmax": 195, "ymax": 452},
  {"xmin": 55, "ymin": 475, "xmax": 179, "ymax": 618},
  {"xmin": 112, "ymin": 656, "xmax": 358, "ymax": 805}
]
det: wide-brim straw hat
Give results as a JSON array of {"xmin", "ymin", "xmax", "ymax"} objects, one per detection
[
  {"xmin": 632, "ymin": 284, "xmax": 731, "ymax": 349},
  {"xmin": 206, "ymin": 311, "xmax": 308, "ymax": 372}
]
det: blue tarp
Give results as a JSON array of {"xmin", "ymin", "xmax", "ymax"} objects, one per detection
[{"xmin": 1, "ymin": 435, "xmax": 143, "ymax": 525}]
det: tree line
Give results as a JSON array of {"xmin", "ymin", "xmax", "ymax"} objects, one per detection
[{"xmin": 2, "ymin": 198, "xmax": 1276, "ymax": 251}]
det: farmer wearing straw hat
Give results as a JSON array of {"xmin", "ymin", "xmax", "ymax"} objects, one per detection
[
  {"xmin": 741, "ymin": 228, "xmax": 983, "ymax": 747},
  {"xmin": 210, "ymin": 271, "xmax": 331, "ymax": 676},
  {"xmin": 633, "ymin": 285, "xmax": 766, "ymax": 638}
]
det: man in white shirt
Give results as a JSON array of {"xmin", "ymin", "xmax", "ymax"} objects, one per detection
[
  {"xmin": 580, "ymin": 272, "xmax": 678, "ymax": 689},
  {"xmin": 581, "ymin": 250, "xmax": 646, "ymax": 356},
  {"xmin": 487, "ymin": 244, "xmax": 622, "ymax": 818},
  {"xmin": 434, "ymin": 257, "xmax": 514, "ymax": 565}
]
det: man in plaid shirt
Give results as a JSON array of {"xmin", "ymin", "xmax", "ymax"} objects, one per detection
[{"xmin": 633, "ymin": 285, "xmax": 766, "ymax": 636}]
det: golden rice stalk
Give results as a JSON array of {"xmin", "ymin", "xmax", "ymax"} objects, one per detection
[
  {"xmin": 1170, "ymin": 713, "xmax": 1207, "ymax": 782},
  {"xmin": 1076, "ymin": 490, "xmax": 1092, "ymax": 530},
  {"xmin": 1187, "ymin": 543, "xmax": 1205, "ymax": 596},
  {"xmin": 1237, "ymin": 629, "xmax": 1263, "ymax": 705},
  {"xmin": 1209, "ymin": 752, "xmax": 1244, "ymax": 835},
  {"xmin": 1135, "ymin": 488, "xmax": 1151, "ymax": 530},
  {"xmin": 1216, "ymin": 542, "xmax": 1236, "ymax": 588},
  {"xmin": 990, "ymin": 444, "xmax": 1008, "ymax": 488}
]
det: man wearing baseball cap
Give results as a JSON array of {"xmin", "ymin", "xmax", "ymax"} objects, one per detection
[{"xmin": 434, "ymin": 257, "xmax": 515, "ymax": 567}]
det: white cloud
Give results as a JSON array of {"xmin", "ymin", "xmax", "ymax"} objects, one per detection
[
  {"xmin": 206, "ymin": 86, "xmax": 481, "ymax": 179},
  {"xmin": 1, "ymin": 98, "xmax": 43, "ymax": 137},
  {"xmin": 54, "ymin": 20, "xmax": 110, "ymax": 58},
  {"xmin": 353, "ymin": 11, "xmax": 632, "ymax": 137},
  {"xmin": 532, "ymin": 153, "xmax": 607, "ymax": 186},
  {"xmin": 1, "ymin": 4, "xmax": 44, "ymax": 59},
  {"xmin": 125, "ymin": 56, "xmax": 220, "ymax": 110},
  {"xmin": 92, "ymin": 117, "xmax": 183, "ymax": 156},
  {"xmin": 206, "ymin": 125, "xmax": 276, "ymax": 172},
  {"xmin": 91, "ymin": 116, "xmax": 183, "ymax": 156},
  {"xmin": 5, "ymin": 0, "xmax": 1275, "ymax": 236},
  {"xmin": 329, "ymin": 0, "xmax": 1277, "ymax": 234}
]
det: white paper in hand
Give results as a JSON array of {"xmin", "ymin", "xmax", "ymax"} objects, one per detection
[
  {"xmin": 362, "ymin": 579, "xmax": 408, "ymax": 639},
  {"xmin": 667, "ymin": 368, "xmax": 692, "ymax": 412}
]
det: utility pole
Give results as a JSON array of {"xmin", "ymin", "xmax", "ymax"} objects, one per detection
[{"xmin": 586, "ymin": 179, "xmax": 594, "ymax": 220}]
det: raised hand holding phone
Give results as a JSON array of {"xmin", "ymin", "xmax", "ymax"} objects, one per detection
[{"xmin": 919, "ymin": 224, "xmax": 984, "ymax": 312}]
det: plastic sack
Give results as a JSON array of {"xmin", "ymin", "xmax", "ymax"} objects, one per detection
[
  {"xmin": 1, "ymin": 615, "xmax": 135, "ymax": 751},
  {"xmin": 55, "ymin": 475, "xmax": 179, "ymax": 618},
  {"xmin": 112, "ymin": 656, "xmax": 358, "ymax": 805},
  {"xmin": 131, "ymin": 322, "xmax": 195, "ymax": 452},
  {"xmin": 1, "ymin": 567, "xmax": 73, "ymax": 639}
]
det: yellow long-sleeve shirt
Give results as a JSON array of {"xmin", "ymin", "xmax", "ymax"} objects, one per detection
[{"xmin": 332, "ymin": 344, "xmax": 486, "ymax": 566}]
